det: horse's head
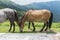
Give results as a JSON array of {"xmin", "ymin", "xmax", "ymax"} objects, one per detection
[
  {"xmin": 18, "ymin": 15, "xmax": 26, "ymax": 32},
  {"xmin": 18, "ymin": 12, "xmax": 28, "ymax": 32},
  {"xmin": 18, "ymin": 20, "xmax": 24, "ymax": 32}
]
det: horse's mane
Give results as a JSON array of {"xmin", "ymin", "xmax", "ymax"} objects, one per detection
[
  {"xmin": 20, "ymin": 14, "xmax": 26, "ymax": 25},
  {"xmin": 14, "ymin": 10, "xmax": 19, "ymax": 23}
]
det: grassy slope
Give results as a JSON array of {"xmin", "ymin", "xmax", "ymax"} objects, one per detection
[{"xmin": 0, "ymin": 21, "xmax": 60, "ymax": 33}]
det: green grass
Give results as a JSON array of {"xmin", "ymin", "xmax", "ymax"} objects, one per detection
[{"xmin": 0, "ymin": 21, "xmax": 60, "ymax": 33}]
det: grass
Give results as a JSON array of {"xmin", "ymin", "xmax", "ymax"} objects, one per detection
[{"xmin": 0, "ymin": 21, "xmax": 60, "ymax": 33}]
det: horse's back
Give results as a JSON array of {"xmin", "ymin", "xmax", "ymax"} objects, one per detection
[
  {"xmin": 0, "ymin": 8, "xmax": 15, "ymax": 14},
  {"xmin": 1, "ymin": 8, "xmax": 14, "ymax": 12},
  {"xmin": 27, "ymin": 9, "xmax": 51, "ymax": 15},
  {"xmin": 0, "ymin": 8, "xmax": 16, "ymax": 20},
  {"xmin": 26, "ymin": 9, "xmax": 51, "ymax": 22}
]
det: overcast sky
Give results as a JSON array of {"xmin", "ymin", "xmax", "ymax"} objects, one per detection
[{"xmin": 10, "ymin": 0, "xmax": 60, "ymax": 5}]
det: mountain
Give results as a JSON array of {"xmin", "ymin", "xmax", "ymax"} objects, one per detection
[
  {"xmin": 0, "ymin": 0, "xmax": 28, "ymax": 11},
  {"xmin": 25, "ymin": 1, "xmax": 60, "ymax": 22},
  {"xmin": 0, "ymin": 0, "xmax": 60, "ymax": 22}
]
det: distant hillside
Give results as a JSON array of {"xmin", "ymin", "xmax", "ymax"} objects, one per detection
[
  {"xmin": 0, "ymin": 0, "xmax": 27, "ymax": 19},
  {"xmin": 0, "ymin": 0, "xmax": 60, "ymax": 22},
  {"xmin": 0, "ymin": 0, "xmax": 28, "ymax": 11}
]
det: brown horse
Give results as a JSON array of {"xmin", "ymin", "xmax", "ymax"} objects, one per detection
[{"xmin": 19, "ymin": 9, "xmax": 53, "ymax": 32}]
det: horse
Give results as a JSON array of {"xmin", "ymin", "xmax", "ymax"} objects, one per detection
[
  {"xmin": 0, "ymin": 8, "xmax": 19, "ymax": 32},
  {"xmin": 19, "ymin": 9, "xmax": 53, "ymax": 32}
]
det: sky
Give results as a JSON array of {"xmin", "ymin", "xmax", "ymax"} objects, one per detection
[{"xmin": 10, "ymin": 0, "xmax": 59, "ymax": 5}]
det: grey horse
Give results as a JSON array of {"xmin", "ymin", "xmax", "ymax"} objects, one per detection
[{"xmin": 0, "ymin": 8, "xmax": 19, "ymax": 32}]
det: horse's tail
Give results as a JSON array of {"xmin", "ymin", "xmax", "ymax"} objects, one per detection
[
  {"xmin": 14, "ymin": 10, "xmax": 19, "ymax": 24},
  {"xmin": 49, "ymin": 12, "xmax": 53, "ymax": 30}
]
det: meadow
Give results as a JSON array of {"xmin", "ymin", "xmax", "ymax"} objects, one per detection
[{"xmin": 0, "ymin": 20, "xmax": 60, "ymax": 33}]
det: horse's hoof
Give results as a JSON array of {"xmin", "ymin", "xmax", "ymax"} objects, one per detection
[
  {"xmin": 44, "ymin": 29, "xmax": 47, "ymax": 31},
  {"xmin": 28, "ymin": 27, "xmax": 30, "ymax": 29},
  {"xmin": 32, "ymin": 30, "xmax": 35, "ymax": 32},
  {"xmin": 20, "ymin": 31, "xmax": 23, "ymax": 33},
  {"xmin": 39, "ymin": 31, "xmax": 42, "ymax": 32},
  {"xmin": 8, "ymin": 30, "xmax": 10, "ymax": 32},
  {"xmin": 40, "ymin": 30, "xmax": 43, "ymax": 32},
  {"xmin": 12, "ymin": 31, "xmax": 15, "ymax": 33}
]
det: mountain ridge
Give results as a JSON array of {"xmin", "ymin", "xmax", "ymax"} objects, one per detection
[{"xmin": 0, "ymin": 0, "xmax": 60, "ymax": 22}]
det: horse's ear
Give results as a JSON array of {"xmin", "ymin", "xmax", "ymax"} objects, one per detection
[{"xmin": 14, "ymin": 10, "xmax": 17, "ymax": 12}]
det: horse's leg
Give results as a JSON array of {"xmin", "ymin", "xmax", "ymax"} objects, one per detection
[
  {"xmin": 28, "ymin": 22, "xmax": 30, "ymax": 29},
  {"xmin": 44, "ymin": 22, "xmax": 49, "ymax": 31},
  {"xmin": 9, "ymin": 19, "xmax": 15, "ymax": 32},
  {"xmin": 32, "ymin": 22, "xmax": 35, "ymax": 31},
  {"xmin": 12, "ymin": 22, "xmax": 15, "ymax": 32},
  {"xmin": 48, "ymin": 22, "xmax": 52, "ymax": 31},
  {"xmin": 40, "ymin": 23, "xmax": 46, "ymax": 32},
  {"xmin": 9, "ymin": 22, "xmax": 12, "ymax": 32}
]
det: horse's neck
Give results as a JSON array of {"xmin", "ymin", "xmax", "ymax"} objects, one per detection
[{"xmin": 21, "ymin": 15, "xmax": 26, "ymax": 24}]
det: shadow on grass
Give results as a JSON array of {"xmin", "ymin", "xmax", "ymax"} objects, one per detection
[
  {"xmin": 10, "ymin": 30, "xmax": 57, "ymax": 34},
  {"xmin": 10, "ymin": 31, "xmax": 40, "ymax": 33},
  {"xmin": 44, "ymin": 30, "xmax": 57, "ymax": 34}
]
